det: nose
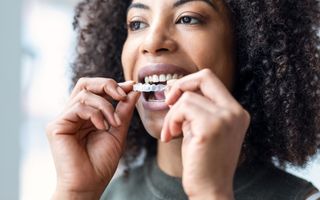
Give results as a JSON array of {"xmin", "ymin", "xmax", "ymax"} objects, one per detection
[{"xmin": 140, "ymin": 21, "xmax": 177, "ymax": 55}]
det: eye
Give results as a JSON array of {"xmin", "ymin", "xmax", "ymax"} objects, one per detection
[
  {"xmin": 176, "ymin": 16, "xmax": 201, "ymax": 25},
  {"xmin": 128, "ymin": 20, "xmax": 148, "ymax": 31}
]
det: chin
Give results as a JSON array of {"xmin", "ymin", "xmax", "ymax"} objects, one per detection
[{"xmin": 136, "ymin": 101, "xmax": 168, "ymax": 139}]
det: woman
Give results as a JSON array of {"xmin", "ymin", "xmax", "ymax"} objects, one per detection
[{"xmin": 46, "ymin": 0, "xmax": 320, "ymax": 199}]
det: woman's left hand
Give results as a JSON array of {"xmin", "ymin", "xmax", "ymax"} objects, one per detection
[{"xmin": 161, "ymin": 69, "xmax": 251, "ymax": 200}]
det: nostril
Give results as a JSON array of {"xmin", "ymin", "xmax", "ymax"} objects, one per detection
[
  {"xmin": 143, "ymin": 48, "xmax": 169, "ymax": 54},
  {"xmin": 156, "ymin": 48, "xmax": 169, "ymax": 53}
]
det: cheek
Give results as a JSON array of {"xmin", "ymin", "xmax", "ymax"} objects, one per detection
[
  {"xmin": 182, "ymin": 33, "xmax": 220, "ymax": 68},
  {"xmin": 121, "ymin": 39, "xmax": 138, "ymax": 81},
  {"xmin": 182, "ymin": 31, "xmax": 235, "ymax": 90}
]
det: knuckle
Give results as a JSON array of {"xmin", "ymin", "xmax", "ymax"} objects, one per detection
[
  {"xmin": 233, "ymin": 105, "xmax": 251, "ymax": 123},
  {"xmin": 104, "ymin": 79, "xmax": 117, "ymax": 89},
  {"xmin": 46, "ymin": 122, "xmax": 61, "ymax": 137},
  {"xmin": 100, "ymin": 100, "xmax": 113, "ymax": 111},
  {"xmin": 200, "ymin": 68, "xmax": 213, "ymax": 77},
  {"xmin": 221, "ymin": 109, "xmax": 235, "ymax": 121},
  {"xmin": 103, "ymin": 82, "xmax": 117, "ymax": 94},
  {"xmin": 78, "ymin": 91, "xmax": 88, "ymax": 104},
  {"xmin": 91, "ymin": 109, "xmax": 101, "ymax": 117},
  {"xmin": 77, "ymin": 77, "xmax": 88, "ymax": 87},
  {"xmin": 50, "ymin": 127, "xmax": 62, "ymax": 136},
  {"xmin": 103, "ymin": 84, "xmax": 112, "ymax": 93},
  {"xmin": 74, "ymin": 77, "xmax": 90, "ymax": 93},
  {"xmin": 79, "ymin": 88, "xmax": 89, "ymax": 98},
  {"xmin": 105, "ymin": 78, "xmax": 117, "ymax": 85},
  {"xmin": 75, "ymin": 101, "xmax": 84, "ymax": 109},
  {"xmin": 242, "ymin": 109, "xmax": 251, "ymax": 125},
  {"xmin": 181, "ymin": 91, "xmax": 193, "ymax": 102},
  {"xmin": 194, "ymin": 133, "xmax": 209, "ymax": 144}
]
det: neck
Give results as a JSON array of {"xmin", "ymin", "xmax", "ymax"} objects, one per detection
[
  {"xmin": 156, "ymin": 139, "xmax": 246, "ymax": 178},
  {"xmin": 157, "ymin": 138, "xmax": 183, "ymax": 177}
]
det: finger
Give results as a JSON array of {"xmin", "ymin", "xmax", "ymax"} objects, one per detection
[
  {"xmin": 100, "ymin": 81, "xmax": 136, "ymax": 103},
  {"xmin": 69, "ymin": 89, "xmax": 119, "ymax": 127},
  {"xmin": 52, "ymin": 102, "xmax": 107, "ymax": 136},
  {"xmin": 161, "ymin": 112, "xmax": 171, "ymax": 142},
  {"xmin": 118, "ymin": 80, "xmax": 135, "ymax": 92},
  {"xmin": 165, "ymin": 69, "xmax": 235, "ymax": 106},
  {"xmin": 109, "ymin": 91, "xmax": 140, "ymax": 140},
  {"xmin": 162, "ymin": 92, "xmax": 214, "ymax": 142},
  {"xmin": 115, "ymin": 91, "xmax": 140, "ymax": 124},
  {"xmin": 70, "ymin": 78, "xmax": 132, "ymax": 100}
]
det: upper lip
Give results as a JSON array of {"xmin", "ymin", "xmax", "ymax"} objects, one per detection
[{"xmin": 138, "ymin": 63, "xmax": 193, "ymax": 83}]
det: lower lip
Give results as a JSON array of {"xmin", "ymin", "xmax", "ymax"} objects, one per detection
[{"xmin": 141, "ymin": 93, "xmax": 169, "ymax": 111}]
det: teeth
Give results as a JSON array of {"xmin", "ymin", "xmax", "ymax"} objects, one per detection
[
  {"xmin": 143, "ymin": 73, "xmax": 184, "ymax": 84},
  {"xmin": 166, "ymin": 74, "xmax": 172, "ymax": 81},
  {"xmin": 159, "ymin": 74, "xmax": 166, "ymax": 82},
  {"xmin": 152, "ymin": 75, "xmax": 159, "ymax": 83},
  {"xmin": 172, "ymin": 74, "xmax": 178, "ymax": 79}
]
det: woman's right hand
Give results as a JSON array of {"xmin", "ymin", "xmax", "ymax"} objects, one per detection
[{"xmin": 46, "ymin": 78, "xmax": 140, "ymax": 199}]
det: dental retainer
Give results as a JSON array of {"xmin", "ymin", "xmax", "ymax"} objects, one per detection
[{"xmin": 133, "ymin": 83, "xmax": 166, "ymax": 92}]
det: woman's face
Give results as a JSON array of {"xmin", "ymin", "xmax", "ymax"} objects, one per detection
[{"xmin": 121, "ymin": 0, "xmax": 235, "ymax": 138}]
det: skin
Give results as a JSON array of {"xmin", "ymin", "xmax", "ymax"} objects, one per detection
[
  {"xmin": 123, "ymin": 0, "xmax": 249, "ymax": 199},
  {"xmin": 47, "ymin": 0, "xmax": 251, "ymax": 199}
]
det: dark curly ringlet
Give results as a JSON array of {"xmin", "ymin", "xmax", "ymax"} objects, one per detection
[{"xmin": 71, "ymin": 0, "xmax": 320, "ymax": 168}]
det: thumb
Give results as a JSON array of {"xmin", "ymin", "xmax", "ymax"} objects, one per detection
[
  {"xmin": 109, "ymin": 91, "xmax": 140, "ymax": 139},
  {"xmin": 116, "ymin": 91, "xmax": 140, "ymax": 123}
]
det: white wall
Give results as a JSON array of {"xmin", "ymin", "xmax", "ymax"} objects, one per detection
[{"xmin": 0, "ymin": 0, "xmax": 21, "ymax": 199}]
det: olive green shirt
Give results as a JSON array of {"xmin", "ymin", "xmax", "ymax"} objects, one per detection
[{"xmin": 102, "ymin": 158, "xmax": 317, "ymax": 200}]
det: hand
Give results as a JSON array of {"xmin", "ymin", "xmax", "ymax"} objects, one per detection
[
  {"xmin": 46, "ymin": 78, "xmax": 140, "ymax": 199},
  {"xmin": 161, "ymin": 69, "xmax": 250, "ymax": 200}
]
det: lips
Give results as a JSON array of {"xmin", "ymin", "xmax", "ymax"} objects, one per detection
[{"xmin": 137, "ymin": 63, "xmax": 192, "ymax": 111}]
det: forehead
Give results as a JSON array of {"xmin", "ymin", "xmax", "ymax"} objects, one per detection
[{"xmin": 129, "ymin": 0, "xmax": 220, "ymax": 12}]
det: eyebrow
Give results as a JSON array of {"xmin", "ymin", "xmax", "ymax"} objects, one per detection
[
  {"xmin": 127, "ymin": 0, "xmax": 218, "ymax": 13},
  {"xmin": 127, "ymin": 2, "xmax": 149, "ymax": 11},
  {"xmin": 173, "ymin": 0, "xmax": 218, "ymax": 11}
]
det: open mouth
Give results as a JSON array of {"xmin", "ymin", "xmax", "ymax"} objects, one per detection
[
  {"xmin": 140, "ymin": 73, "xmax": 184, "ymax": 102},
  {"xmin": 136, "ymin": 63, "xmax": 192, "ymax": 111}
]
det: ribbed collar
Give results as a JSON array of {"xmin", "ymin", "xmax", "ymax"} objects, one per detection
[
  {"xmin": 144, "ymin": 157, "xmax": 268, "ymax": 199},
  {"xmin": 144, "ymin": 158, "xmax": 188, "ymax": 200}
]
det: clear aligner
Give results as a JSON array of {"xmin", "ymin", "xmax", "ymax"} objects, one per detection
[{"xmin": 133, "ymin": 83, "xmax": 166, "ymax": 92}]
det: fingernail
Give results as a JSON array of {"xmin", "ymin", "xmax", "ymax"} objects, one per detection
[
  {"xmin": 104, "ymin": 120, "xmax": 109, "ymax": 130},
  {"xmin": 114, "ymin": 113, "xmax": 122, "ymax": 126},
  {"xmin": 117, "ymin": 86, "xmax": 127, "ymax": 97}
]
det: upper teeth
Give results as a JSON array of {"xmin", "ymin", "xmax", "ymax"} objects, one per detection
[{"xmin": 144, "ymin": 73, "xmax": 183, "ymax": 84}]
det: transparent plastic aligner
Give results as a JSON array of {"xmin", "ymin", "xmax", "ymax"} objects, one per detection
[{"xmin": 133, "ymin": 83, "xmax": 166, "ymax": 92}]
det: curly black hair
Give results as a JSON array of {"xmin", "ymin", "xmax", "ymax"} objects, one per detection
[{"xmin": 71, "ymin": 0, "xmax": 320, "ymax": 168}]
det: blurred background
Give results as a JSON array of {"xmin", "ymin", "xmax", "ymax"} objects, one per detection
[{"xmin": 0, "ymin": 0, "xmax": 319, "ymax": 199}]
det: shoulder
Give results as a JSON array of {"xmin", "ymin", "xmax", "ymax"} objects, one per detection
[{"xmin": 250, "ymin": 163, "xmax": 317, "ymax": 200}]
